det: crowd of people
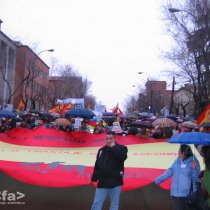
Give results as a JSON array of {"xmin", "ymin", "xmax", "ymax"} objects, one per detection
[
  {"xmin": 0, "ymin": 112, "xmax": 205, "ymax": 138},
  {"xmin": 0, "ymin": 111, "xmax": 210, "ymax": 210},
  {"xmin": 0, "ymin": 110, "xmax": 209, "ymax": 146}
]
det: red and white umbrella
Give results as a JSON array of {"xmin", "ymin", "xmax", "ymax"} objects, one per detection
[
  {"xmin": 152, "ymin": 117, "xmax": 176, "ymax": 127},
  {"xmin": 55, "ymin": 118, "xmax": 71, "ymax": 126},
  {"xmin": 181, "ymin": 121, "xmax": 198, "ymax": 128}
]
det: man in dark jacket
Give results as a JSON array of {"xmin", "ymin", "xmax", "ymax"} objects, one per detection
[{"xmin": 91, "ymin": 130, "xmax": 128, "ymax": 210}]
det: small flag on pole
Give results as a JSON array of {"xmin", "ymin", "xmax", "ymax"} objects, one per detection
[{"xmin": 17, "ymin": 99, "xmax": 24, "ymax": 111}]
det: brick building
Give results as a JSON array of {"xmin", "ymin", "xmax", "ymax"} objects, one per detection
[
  {"xmin": 0, "ymin": 20, "xmax": 51, "ymax": 111},
  {"xmin": 138, "ymin": 80, "xmax": 172, "ymax": 114},
  {"xmin": 14, "ymin": 44, "xmax": 50, "ymax": 110}
]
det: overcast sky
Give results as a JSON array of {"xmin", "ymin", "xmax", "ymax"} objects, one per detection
[{"xmin": 0, "ymin": 0, "xmax": 173, "ymax": 111}]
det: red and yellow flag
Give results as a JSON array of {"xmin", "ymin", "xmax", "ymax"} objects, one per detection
[
  {"xmin": 60, "ymin": 103, "xmax": 73, "ymax": 115},
  {"xmin": 197, "ymin": 104, "xmax": 210, "ymax": 125},
  {"xmin": 49, "ymin": 103, "xmax": 60, "ymax": 113},
  {"xmin": 113, "ymin": 103, "xmax": 123, "ymax": 115},
  {"xmin": 17, "ymin": 98, "xmax": 24, "ymax": 111}
]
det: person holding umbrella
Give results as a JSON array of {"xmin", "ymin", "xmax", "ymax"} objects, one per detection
[{"xmin": 154, "ymin": 144, "xmax": 200, "ymax": 210}]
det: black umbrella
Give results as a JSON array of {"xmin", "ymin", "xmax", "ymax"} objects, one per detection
[
  {"xmin": 29, "ymin": 109, "xmax": 41, "ymax": 115},
  {"xmin": 139, "ymin": 113, "xmax": 152, "ymax": 119},
  {"xmin": 40, "ymin": 112, "xmax": 53, "ymax": 120},
  {"xmin": 102, "ymin": 112, "xmax": 117, "ymax": 119},
  {"xmin": 127, "ymin": 112, "xmax": 139, "ymax": 120},
  {"xmin": 129, "ymin": 121, "xmax": 152, "ymax": 128},
  {"xmin": 102, "ymin": 112, "xmax": 116, "ymax": 116},
  {"xmin": 200, "ymin": 122, "xmax": 210, "ymax": 128},
  {"xmin": 65, "ymin": 108, "xmax": 95, "ymax": 119},
  {"xmin": 167, "ymin": 114, "xmax": 178, "ymax": 122}
]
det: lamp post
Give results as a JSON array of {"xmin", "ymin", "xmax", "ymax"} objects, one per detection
[
  {"xmin": 168, "ymin": 8, "xmax": 196, "ymax": 18},
  {"xmin": 169, "ymin": 76, "xmax": 175, "ymax": 114},
  {"xmin": 168, "ymin": 6, "xmax": 210, "ymax": 116},
  {"xmin": 168, "ymin": 7, "xmax": 193, "ymax": 115},
  {"xmin": 37, "ymin": 49, "xmax": 54, "ymax": 56},
  {"xmin": 168, "ymin": 8, "xmax": 181, "ymax": 13},
  {"xmin": 138, "ymin": 72, "xmax": 151, "ymax": 80}
]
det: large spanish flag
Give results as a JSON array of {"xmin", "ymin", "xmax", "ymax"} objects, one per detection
[{"xmin": 0, "ymin": 127, "xmax": 203, "ymax": 191}]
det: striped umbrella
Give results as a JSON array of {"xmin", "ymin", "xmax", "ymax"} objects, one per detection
[{"xmin": 152, "ymin": 117, "xmax": 176, "ymax": 127}]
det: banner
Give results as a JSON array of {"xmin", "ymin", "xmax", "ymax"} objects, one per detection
[
  {"xmin": 57, "ymin": 98, "xmax": 84, "ymax": 108},
  {"xmin": 0, "ymin": 127, "xmax": 203, "ymax": 191},
  {"xmin": 4, "ymin": 104, "xmax": 13, "ymax": 111},
  {"xmin": 94, "ymin": 104, "xmax": 106, "ymax": 113}
]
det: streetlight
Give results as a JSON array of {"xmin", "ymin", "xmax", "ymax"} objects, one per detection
[
  {"xmin": 169, "ymin": 76, "xmax": 175, "ymax": 114},
  {"xmin": 138, "ymin": 72, "xmax": 151, "ymax": 80},
  {"xmin": 31, "ymin": 49, "xmax": 54, "ymax": 66},
  {"xmin": 37, "ymin": 49, "xmax": 54, "ymax": 56},
  {"xmin": 168, "ymin": 8, "xmax": 200, "ymax": 114},
  {"xmin": 168, "ymin": 7, "xmax": 194, "ymax": 115},
  {"xmin": 168, "ymin": 7, "xmax": 196, "ymax": 19},
  {"xmin": 168, "ymin": 8, "xmax": 182, "ymax": 13}
]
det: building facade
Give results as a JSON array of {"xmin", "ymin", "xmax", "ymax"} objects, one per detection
[
  {"xmin": 0, "ymin": 20, "xmax": 16, "ymax": 108},
  {"xmin": 143, "ymin": 81, "xmax": 171, "ymax": 114},
  {"xmin": 173, "ymin": 84, "xmax": 194, "ymax": 117},
  {"xmin": 0, "ymin": 20, "xmax": 50, "ymax": 111},
  {"xmin": 14, "ymin": 45, "xmax": 50, "ymax": 110}
]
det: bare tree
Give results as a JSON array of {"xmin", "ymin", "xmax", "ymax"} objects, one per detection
[
  {"xmin": 47, "ymin": 64, "xmax": 93, "ymax": 106},
  {"xmin": 163, "ymin": 0, "xmax": 210, "ymax": 117},
  {"xmin": 84, "ymin": 94, "xmax": 96, "ymax": 109},
  {"xmin": 22, "ymin": 53, "xmax": 44, "ymax": 110},
  {"xmin": 136, "ymin": 93, "xmax": 147, "ymax": 112},
  {"xmin": 0, "ymin": 48, "xmax": 27, "ymax": 105},
  {"xmin": 123, "ymin": 95, "xmax": 138, "ymax": 113}
]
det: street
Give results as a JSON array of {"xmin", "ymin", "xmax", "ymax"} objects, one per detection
[{"xmin": 0, "ymin": 171, "xmax": 172, "ymax": 210}]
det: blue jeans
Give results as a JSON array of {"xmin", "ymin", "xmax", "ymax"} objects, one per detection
[{"xmin": 91, "ymin": 186, "xmax": 122, "ymax": 210}]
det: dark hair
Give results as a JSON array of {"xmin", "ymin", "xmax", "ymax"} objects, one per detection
[
  {"xmin": 128, "ymin": 127, "xmax": 138, "ymax": 135},
  {"xmin": 202, "ymin": 146, "xmax": 210, "ymax": 171},
  {"xmin": 179, "ymin": 144, "xmax": 193, "ymax": 159},
  {"xmin": 106, "ymin": 130, "xmax": 116, "ymax": 136},
  {"xmin": 65, "ymin": 126, "xmax": 72, "ymax": 132}
]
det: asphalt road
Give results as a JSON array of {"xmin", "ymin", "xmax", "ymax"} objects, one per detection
[{"xmin": 0, "ymin": 171, "xmax": 172, "ymax": 210}]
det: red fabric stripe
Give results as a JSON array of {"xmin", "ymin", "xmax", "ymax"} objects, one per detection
[
  {"xmin": 0, "ymin": 160, "xmax": 171, "ymax": 191},
  {"xmin": 0, "ymin": 126, "xmax": 166, "ymax": 148}
]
